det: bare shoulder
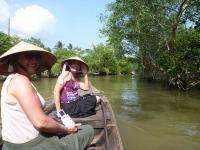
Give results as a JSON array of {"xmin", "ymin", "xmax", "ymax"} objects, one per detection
[
  {"xmin": 11, "ymin": 74, "xmax": 30, "ymax": 85},
  {"xmin": 9, "ymin": 75, "xmax": 32, "ymax": 94}
]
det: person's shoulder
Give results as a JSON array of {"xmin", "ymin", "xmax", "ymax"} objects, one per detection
[
  {"xmin": 11, "ymin": 74, "xmax": 30, "ymax": 85},
  {"xmin": 9, "ymin": 74, "xmax": 31, "ymax": 94}
]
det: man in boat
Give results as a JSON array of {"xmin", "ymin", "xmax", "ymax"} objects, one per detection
[
  {"xmin": 0, "ymin": 41, "xmax": 94, "ymax": 150},
  {"xmin": 54, "ymin": 56, "xmax": 101, "ymax": 119}
]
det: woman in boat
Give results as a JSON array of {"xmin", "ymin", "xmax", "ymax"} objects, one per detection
[
  {"xmin": 54, "ymin": 56, "xmax": 101, "ymax": 118},
  {"xmin": 0, "ymin": 41, "xmax": 94, "ymax": 150}
]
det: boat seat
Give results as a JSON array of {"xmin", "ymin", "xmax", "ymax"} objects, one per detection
[
  {"xmin": 48, "ymin": 104, "xmax": 111, "ymax": 129},
  {"xmin": 72, "ymin": 105, "xmax": 111, "ymax": 128}
]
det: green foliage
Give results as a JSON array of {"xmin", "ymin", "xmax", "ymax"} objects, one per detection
[
  {"xmin": 0, "ymin": 33, "xmax": 138, "ymax": 78},
  {"xmin": 25, "ymin": 37, "xmax": 52, "ymax": 52},
  {"xmin": 51, "ymin": 48, "xmax": 76, "ymax": 74},
  {"xmin": 85, "ymin": 44, "xmax": 137, "ymax": 75},
  {"xmin": 85, "ymin": 44, "xmax": 119, "ymax": 75},
  {"xmin": 25, "ymin": 37, "xmax": 45, "ymax": 48},
  {"xmin": 0, "ymin": 32, "xmax": 19, "ymax": 54},
  {"xmin": 67, "ymin": 43, "xmax": 73, "ymax": 50},
  {"xmin": 54, "ymin": 41, "xmax": 64, "ymax": 49},
  {"xmin": 101, "ymin": 0, "xmax": 200, "ymax": 89},
  {"xmin": 168, "ymin": 28, "xmax": 200, "ymax": 89},
  {"xmin": 118, "ymin": 57, "xmax": 135, "ymax": 74}
]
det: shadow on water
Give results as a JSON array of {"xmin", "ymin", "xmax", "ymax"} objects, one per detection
[{"xmin": 1, "ymin": 76, "xmax": 200, "ymax": 150}]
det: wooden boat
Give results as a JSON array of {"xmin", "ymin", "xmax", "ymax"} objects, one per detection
[
  {"xmin": 0, "ymin": 87, "xmax": 124, "ymax": 150},
  {"xmin": 47, "ymin": 87, "xmax": 124, "ymax": 150}
]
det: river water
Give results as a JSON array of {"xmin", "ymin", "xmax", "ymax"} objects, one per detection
[{"xmin": 0, "ymin": 75, "xmax": 200, "ymax": 150}]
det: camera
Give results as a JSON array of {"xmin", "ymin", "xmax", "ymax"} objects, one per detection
[
  {"xmin": 58, "ymin": 109, "xmax": 66, "ymax": 117},
  {"xmin": 65, "ymin": 64, "xmax": 70, "ymax": 71},
  {"xmin": 57, "ymin": 109, "xmax": 75, "ymax": 127}
]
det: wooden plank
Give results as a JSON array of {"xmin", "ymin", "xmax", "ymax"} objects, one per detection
[{"xmin": 90, "ymin": 130, "xmax": 104, "ymax": 145}]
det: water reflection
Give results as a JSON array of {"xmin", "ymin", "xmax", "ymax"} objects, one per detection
[
  {"xmin": 89, "ymin": 76, "xmax": 200, "ymax": 150},
  {"xmin": 120, "ymin": 77, "xmax": 140, "ymax": 114},
  {"xmin": 32, "ymin": 78, "xmax": 56, "ymax": 100},
  {"xmin": 0, "ymin": 76, "xmax": 200, "ymax": 150}
]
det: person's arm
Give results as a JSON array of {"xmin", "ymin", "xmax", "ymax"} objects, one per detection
[
  {"xmin": 9, "ymin": 75, "xmax": 77, "ymax": 134},
  {"xmin": 79, "ymin": 65, "xmax": 89, "ymax": 90},
  {"xmin": 54, "ymin": 75, "xmax": 65, "ymax": 112},
  {"xmin": 54, "ymin": 72, "xmax": 70, "ymax": 112}
]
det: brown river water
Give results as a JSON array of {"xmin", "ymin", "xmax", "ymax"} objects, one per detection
[{"xmin": 1, "ymin": 75, "xmax": 200, "ymax": 150}]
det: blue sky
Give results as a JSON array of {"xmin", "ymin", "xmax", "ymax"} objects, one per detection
[{"xmin": 0, "ymin": 0, "xmax": 114, "ymax": 49}]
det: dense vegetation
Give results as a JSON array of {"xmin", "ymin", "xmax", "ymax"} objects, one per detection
[
  {"xmin": 0, "ymin": 33, "xmax": 135, "ymax": 77},
  {"xmin": 0, "ymin": 0, "xmax": 199, "ymax": 90},
  {"xmin": 100, "ymin": 0, "xmax": 200, "ymax": 90}
]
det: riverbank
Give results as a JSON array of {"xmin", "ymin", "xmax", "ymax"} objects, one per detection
[{"xmin": 1, "ymin": 73, "xmax": 199, "ymax": 90}]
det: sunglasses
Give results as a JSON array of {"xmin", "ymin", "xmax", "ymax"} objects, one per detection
[{"xmin": 24, "ymin": 52, "xmax": 41, "ymax": 60}]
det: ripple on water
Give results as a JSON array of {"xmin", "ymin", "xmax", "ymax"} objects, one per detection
[{"xmin": 175, "ymin": 122, "xmax": 200, "ymax": 137}]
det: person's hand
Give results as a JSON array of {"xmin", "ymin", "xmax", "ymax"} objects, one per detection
[
  {"xmin": 75, "ymin": 123, "xmax": 82, "ymax": 129},
  {"xmin": 65, "ymin": 124, "xmax": 77, "ymax": 134},
  {"xmin": 81, "ymin": 64, "xmax": 87, "ymax": 75},
  {"xmin": 66, "ymin": 123, "xmax": 82, "ymax": 134}
]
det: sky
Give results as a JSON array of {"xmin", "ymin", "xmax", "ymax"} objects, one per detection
[{"xmin": 0, "ymin": 0, "xmax": 114, "ymax": 49}]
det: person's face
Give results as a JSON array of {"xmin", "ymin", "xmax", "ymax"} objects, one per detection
[
  {"xmin": 70, "ymin": 61, "xmax": 81, "ymax": 73},
  {"xmin": 16, "ymin": 52, "xmax": 41, "ymax": 74}
]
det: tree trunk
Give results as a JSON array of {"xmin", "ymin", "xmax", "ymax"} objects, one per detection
[
  {"xmin": 167, "ymin": 0, "xmax": 191, "ymax": 63},
  {"xmin": 48, "ymin": 68, "xmax": 52, "ymax": 78}
]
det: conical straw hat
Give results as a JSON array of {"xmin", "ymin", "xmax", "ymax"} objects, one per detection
[
  {"xmin": 0, "ymin": 41, "xmax": 56, "ymax": 75},
  {"xmin": 61, "ymin": 56, "xmax": 89, "ymax": 72}
]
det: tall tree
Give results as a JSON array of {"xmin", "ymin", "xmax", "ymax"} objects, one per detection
[
  {"xmin": 0, "ymin": 32, "xmax": 19, "ymax": 55},
  {"xmin": 101, "ymin": 0, "xmax": 199, "ymax": 55},
  {"xmin": 26, "ymin": 37, "xmax": 45, "ymax": 48},
  {"xmin": 167, "ymin": 0, "xmax": 192, "ymax": 63},
  {"xmin": 54, "ymin": 41, "xmax": 64, "ymax": 49},
  {"xmin": 67, "ymin": 43, "xmax": 73, "ymax": 50},
  {"xmin": 100, "ymin": 0, "xmax": 200, "ymax": 88}
]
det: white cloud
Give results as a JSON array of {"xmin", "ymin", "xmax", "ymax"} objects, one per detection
[
  {"xmin": 0, "ymin": 0, "xmax": 10, "ymax": 22},
  {"xmin": 11, "ymin": 5, "xmax": 56, "ymax": 35}
]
